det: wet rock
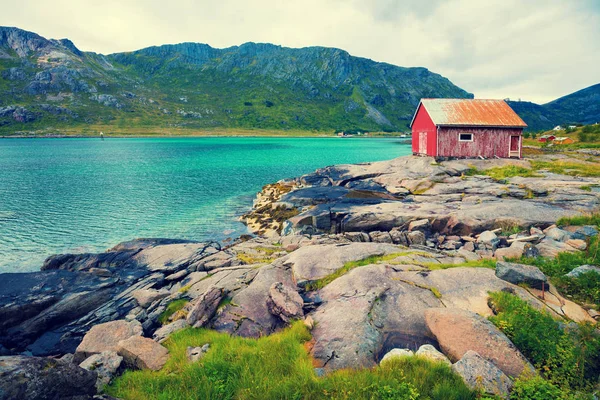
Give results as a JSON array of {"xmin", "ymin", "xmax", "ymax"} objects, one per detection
[
  {"xmin": 132, "ymin": 288, "xmax": 170, "ymax": 308},
  {"xmin": 452, "ymin": 350, "xmax": 513, "ymax": 399},
  {"xmin": 0, "ymin": 355, "xmax": 97, "ymax": 399},
  {"xmin": 79, "ymin": 351, "xmax": 123, "ymax": 391},
  {"xmin": 380, "ymin": 348, "xmax": 413, "ymax": 364},
  {"xmin": 266, "ymin": 282, "xmax": 304, "ymax": 322},
  {"xmin": 495, "ymin": 261, "xmax": 547, "ymax": 290},
  {"xmin": 152, "ymin": 319, "xmax": 189, "ymax": 343},
  {"xmin": 186, "ymin": 286, "xmax": 225, "ymax": 328},
  {"xmin": 74, "ymin": 320, "xmax": 142, "ymax": 363},
  {"xmin": 565, "ymin": 265, "xmax": 600, "ymax": 278},
  {"xmin": 117, "ymin": 336, "xmax": 169, "ymax": 371},
  {"xmin": 425, "ymin": 307, "xmax": 534, "ymax": 378}
]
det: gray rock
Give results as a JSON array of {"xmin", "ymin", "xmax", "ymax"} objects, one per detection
[
  {"xmin": 380, "ymin": 348, "xmax": 413, "ymax": 364},
  {"xmin": 283, "ymin": 242, "xmax": 400, "ymax": 288},
  {"xmin": 132, "ymin": 288, "xmax": 170, "ymax": 308},
  {"xmin": 477, "ymin": 231, "xmax": 499, "ymax": 250},
  {"xmin": 0, "ymin": 355, "xmax": 97, "ymax": 399},
  {"xmin": 544, "ymin": 227, "xmax": 570, "ymax": 242},
  {"xmin": 266, "ymin": 282, "xmax": 304, "ymax": 322},
  {"xmin": 407, "ymin": 231, "xmax": 426, "ymax": 246},
  {"xmin": 495, "ymin": 261, "xmax": 548, "ymax": 289},
  {"xmin": 117, "ymin": 336, "xmax": 169, "ymax": 371},
  {"xmin": 563, "ymin": 225, "xmax": 598, "ymax": 240},
  {"xmin": 565, "ymin": 265, "xmax": 600, "ymax": 278},
  {"xmin": 79, "ymin": 351, "xmax": 123, "ymax": 391},
  {"xmin": 186, "ymin": 286, "xmax": 225, "ymax": 328},
  {"xmin": 408, "ymin": 219, "xmax": 431, "ymax": 232},
  {"xmin": 415, "ymin": 344, "xmax": 451, "ymax": 365},
  {"xmin": 186, "ymin": 343, "xmax": 210, "ymax": 362},
  {"xmin": 536, "ymin": 237, "xmax": 577, "ymax": 258},
  {"xmin": 452, "ymin": 351, "xmax": 513, "ymax": 399},
  {"xmin": 369, "ymin": 231, "xmax": 393, "ymax": 243},
  {"xmin": 152, "ymin": 319, "xmax": 189, "ymax": 343}
]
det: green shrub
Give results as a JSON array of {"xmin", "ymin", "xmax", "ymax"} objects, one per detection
[
  {"xmin": 510, "ymin": 376, "xmax": 567, "ymax": 400},
  {"xmin": 488, "ymin": 292, "xmax": 600, "ymax": 392},
  {"xmin": 107, "ymin": 321, "xmax": 475, "ymax": 400},
  {"xmin": 553, "ymin": 272, "xmax": 600, "ymax": 306}
]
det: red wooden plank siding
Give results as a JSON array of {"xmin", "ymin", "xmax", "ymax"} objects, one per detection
[
  {"xmin": 437, "ymin": 127, "xmax": 522, "ymax": 158},
  {"xmin": 411, "ymin": 104, "xmax": 437, "ymax": 156}
]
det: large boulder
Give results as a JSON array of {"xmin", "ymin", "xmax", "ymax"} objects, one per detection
[
  {"xmin": 79, "ymin": 350, "xmax": 123, "ymax": 391},
  {"xmin": 536, "ymin": 237, "xmax": 577, "ymax": 258},
  {"xmin": 117, "ymin": 336, "xmax": 169, "ymax": 371},
  {"xmin": 186, "ymin": 286, "xmax": 226, "ymax": 328},
  {"xmin": 425, "ymin": 307, "xmax": 534, "ymax": 378},
  {"xmin": 266, "ymin": 282, "xmax": 304, "ymax": 322},
  {"xmin": 0, "ymin": 355, "xmax": 97, "ymax": 399},
  {"xmin": 74, "ymin": 320, "xmax": 142, "ymax": 363},
  {"xmin": 452, "ymin": 350, "xmax": 513, "ymax": 399},
  {"xmin": 495, "ymin": 261, "xmax": 547, "ymax": 289}
]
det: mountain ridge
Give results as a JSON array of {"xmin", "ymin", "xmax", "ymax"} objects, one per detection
[{"xmin": 0, "ymin": 26, "xmax": 598, "ymax": 134}]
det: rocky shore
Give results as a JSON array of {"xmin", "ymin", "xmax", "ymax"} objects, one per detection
[{"xmin": 1, "ymin": 154, "xmax": 599, "ymax": 399}]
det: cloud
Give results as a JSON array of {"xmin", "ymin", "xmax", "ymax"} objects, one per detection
[{"xmin": 0, "ymin": 0, "xmax": 598, "ymax": 103}]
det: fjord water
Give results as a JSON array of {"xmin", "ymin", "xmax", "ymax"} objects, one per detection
[{"xmin": 0, "ymin": 137, "xmax": 410, "ymax": 272}]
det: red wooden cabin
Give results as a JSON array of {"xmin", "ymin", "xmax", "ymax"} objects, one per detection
[
  {"xmin": 538, "ymin": 135, "xmax": 556, "ymax": 142},
  {"xmin": 410, "ymin": 99, "xmax": 527, "ymax": 159}
]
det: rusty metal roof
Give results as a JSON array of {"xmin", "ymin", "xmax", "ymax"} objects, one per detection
[{"xmin": 412, "ymin": 99, "xmax": 527, "ymax": 128}]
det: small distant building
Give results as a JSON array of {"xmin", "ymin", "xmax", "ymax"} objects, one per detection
[
  {"xmin": 410, "ymin": 99, "xmax": 527, "ymax": 159},
  {"xmin": 538, "ymin": 134, "xmax": 556, "ymax": 143},
  {"xmin": 568, "ymin": 125, "xmax": 577, "ymax": 129},
  {"xmin": 553, "ymin": 137, "xmax": 574, "ymax": 145},
  {"xmin": 553, "ymin": 125, "xmax": 563, "ymax": 131}
]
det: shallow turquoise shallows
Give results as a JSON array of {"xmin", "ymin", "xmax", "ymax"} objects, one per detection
[{"xmin": 0, "ymin": 137, "xmax": 411, "ymax": 272}]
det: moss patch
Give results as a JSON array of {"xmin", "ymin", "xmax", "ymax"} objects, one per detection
[{"xmin": 158, "ymin": 299, "xmax": 189, "ymax": 325}]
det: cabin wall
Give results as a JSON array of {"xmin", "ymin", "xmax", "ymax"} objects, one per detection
[
  {"xmin": 411, "ymin": 105, "xmax": 437, "ymax": 156},
  {"xmin": 437, "ymin": 127, "xmax": 523, "ymax": 158}
]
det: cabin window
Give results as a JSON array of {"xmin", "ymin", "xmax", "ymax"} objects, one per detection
[{"xmin": 459, "ymin": 133, "xmax": 473, "ymax": 142}]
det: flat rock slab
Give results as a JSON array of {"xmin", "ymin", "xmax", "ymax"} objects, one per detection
[
  {"xmin": 75, "ymin": 320, "xmax": 142, "ymax": 363},
  {"xmin": 117, "ymin": 336, "xmax": 169, "ymax": 371},
  {"xmin": 425, "ymin": 308, "xmax": 534, "ymax": 378},
  {"xmin": 283, "ymin": 242, "xmax": 402, "ymax": 287}
]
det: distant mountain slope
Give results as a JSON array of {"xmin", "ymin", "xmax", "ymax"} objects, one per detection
[
  {"xmin": 509, "ymin": 84, "xmax": 600, "ymax": 131},
  {"xmin": 0, "ymin": 26, "xmax": 472, "ymax": 134}
]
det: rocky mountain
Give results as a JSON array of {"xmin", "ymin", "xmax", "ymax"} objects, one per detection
[
  {"xmin": 508, "ymin": 83, "xmax": 600, "ymax": 132},
  {"xmin": 0, "ymin": 26, "xmax": 472, "ymax": 134}
]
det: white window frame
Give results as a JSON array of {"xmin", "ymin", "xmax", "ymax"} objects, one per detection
[{"xmin": 458, "ymin": 132, "xmax": 473, "ymax": 142}]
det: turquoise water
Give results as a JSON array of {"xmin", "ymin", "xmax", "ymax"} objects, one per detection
[{"xmin": 0, "ymin": 137, "xmax": 410, "ymax": 272}]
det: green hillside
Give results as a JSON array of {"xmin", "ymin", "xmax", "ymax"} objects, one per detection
[{"xmin": 0, "ymin": 27, "xmax": 472, "ymax": 135}]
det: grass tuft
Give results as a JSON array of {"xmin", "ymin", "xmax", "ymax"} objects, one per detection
[{"xmin": 158, "ymin": 299, "xmax": 189, "ymax": 325}]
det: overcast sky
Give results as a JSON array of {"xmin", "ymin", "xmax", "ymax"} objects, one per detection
[{"xmin": 2, "ymin": 0, "xmax": 599, "ymax": 103}]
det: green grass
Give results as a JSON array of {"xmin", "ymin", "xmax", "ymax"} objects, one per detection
[
  {"xmin": 303, "ymin": 252, "xmax": 408, "ymax": 291},
  {"xmin": 556, "ymin": 213, "xmax": 600, "ymax": 227},
  {"xmin": 530, "ymin": 160, "xmax": 600, "ymax": 177},
  {"xmin": 488, "ymin": 292, "xmax": 600, "ymax": 394},
  {"xmin": 158, "ymin": 299, "xmax": 189, "ymax": 325},
  {"xmin": 464, "ymin": 165, "xmax": 540, "ymax": 180},
  {"xmin": 107, "ymin": 321, "xmax": 475, "ymax": 400}
]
